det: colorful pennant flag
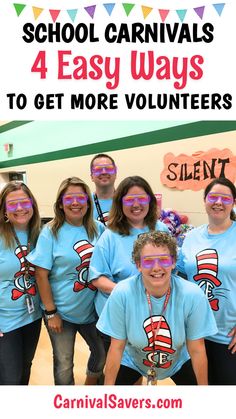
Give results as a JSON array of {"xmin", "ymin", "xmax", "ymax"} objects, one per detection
[
  {"xmin": 194, "ymin": 6, "xmax": 205, "ymax": 19},
  {"xmin": 84, "ymin": 5, "xmax": 96, "ymax": 19},
  {"xmin": 32, "ymin": 7, "xmax": 43, "ymax": 20},
  {"xmin": 122, "ymin": 3, "xmax": 135, "ymax": 17},
  {"xmin": 158, "ymin": 9, "xmax": 170, "ymax": 23},
  {"xmin": 103, "ymin": 3, "xmax": 116, "ymax": 16},
  {"xmin": 12, "ymin": 2, "xmax": 227, "ymax": 22},
  {"xmin": 13, "ymin": 3, "xmax": 26, "ymax": 16},
  {"xmin": 49, "ymin": 10, "xmax": 61, "ymax": 23},
  {"xmin": 176, "ymin": 9, "xmax": 187, "ymax": 22},
  {"xmin": 141, "ymin": 6, "xmax": 153, "ymax": 19},
  {"xmin": 213, "ymin": 3, "xmax": 225, "ymax": 16},
  {"xmin": 67, "ymin": 9, "xmax": 78, "ymax": 22}
]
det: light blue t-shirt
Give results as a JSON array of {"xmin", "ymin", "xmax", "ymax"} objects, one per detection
[
  {"xmin": 88, "ymin": 220, "xmax": 169, "ymax": 315},
  {"xmin": 0, "ymin": 230, "xmax": 42, "ymax": 333},
  {"xmin": 177, "ymin": 222, "xmax": 236, "ymax": 345},
  {"xmin": 27, "ymin": 221, "xmax": 105, "ymax": 324},
  {"xmin": 92, "ymin": 193, "xmax": 113, "ymax": 226},
  {"xmin": 97, "ymin": 273, "xmax": 217, "ymax": 380}
]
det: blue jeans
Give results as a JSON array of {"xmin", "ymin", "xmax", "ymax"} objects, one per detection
[
  {"xmin": 47, "ymin": 319, "xmax": 106, "ymax": 385},
  {"xmin": 0, "ymin": 318, "xmax": 42, "ymax": 385}
]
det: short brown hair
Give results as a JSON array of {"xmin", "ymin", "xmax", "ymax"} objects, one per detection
[
  {"xmin": 90, "ymin": 153, "xmax": 116, "ymax": 173},
  {"xmin": 132, "ymin": 231, "xmax": 177, "ymax": 264}
]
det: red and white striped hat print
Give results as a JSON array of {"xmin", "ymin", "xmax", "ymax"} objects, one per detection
[
  {"xmin": 143, "ymin": 316, "xmax": 175, "ymax": 354},
  {"xmin": 193, "ymin": 249, "xmax": 221, "ymax": 286}
]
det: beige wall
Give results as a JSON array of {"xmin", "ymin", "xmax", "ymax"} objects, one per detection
[{"xmin": 1, "ymin": 130, "xmax": 236, "ymax": 226}]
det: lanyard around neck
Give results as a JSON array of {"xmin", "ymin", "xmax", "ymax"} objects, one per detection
[{"xmin": 93, "ymin": 193, "xmax": 106, "ymax": 226}]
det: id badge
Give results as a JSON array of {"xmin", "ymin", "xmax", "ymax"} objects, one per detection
[
  {"xmin": 147, "ymin": 367, "xmax": 157, "ymax": 386},
  {"xmin": 25, "ymin": 295, "xmax": 35, "ymax": 314}
]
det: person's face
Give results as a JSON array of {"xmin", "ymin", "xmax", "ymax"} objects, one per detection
[
  {"xmin": 122, "ymin": 185, "xmax": 150, "ymax": 227},
  {"xmin": 91, "ymin": 157, "xmax": 117, "ymax": 189},
  {"xmin": 137, "ymin": 244, "xmax": 175, "ymax": 294},
  {"xmin": 61, "ymin": 185, "xmax": 88, "ymax": 226},
  {"xmin": 5, "ymin": 189, "xmax": 34, "ymax": 230},
  {"xmin": 204, "ymin": 183, "xmax": 235, "ymax": 224}
]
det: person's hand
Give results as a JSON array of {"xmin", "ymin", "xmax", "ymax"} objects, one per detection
[
  {"xmin": 228, "ymin": 326, "xmax": 236, "ymax": 354},
  {"xmin": 47, "ymin": 314, "xmax": 63, "ymax": 333}
]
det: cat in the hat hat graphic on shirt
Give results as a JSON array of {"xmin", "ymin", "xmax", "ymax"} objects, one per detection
[
  {"xmin": 11, "ymin": 245, "xmax": 36, "ymax": 300},
  {"xmin": 193, "ymin": 249, "xmax": 224, "ymax": 311},
  {"xmin": 142, "ymin": 316, "xmax": 176, "ymax": 369},
  {"xmin": 73, "ymin": 240, "xmax": 96, "ymax": 292}
]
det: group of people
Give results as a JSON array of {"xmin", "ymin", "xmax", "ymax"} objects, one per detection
[{"xmin": 0, "ymin": 152, "xmax": 235, "ymax": 386}]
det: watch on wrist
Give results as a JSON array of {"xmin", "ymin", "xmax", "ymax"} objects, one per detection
[
  {"xmin": 44, "ymin": 308, "xmax": 57, "ymax": 315},
  {"xmin": 44, "ymin": 307, "xmax": 57, "ymax": 320},
  {"xmin": 44, "ymin": 312, "xmax": 57, "ymax": 320}
]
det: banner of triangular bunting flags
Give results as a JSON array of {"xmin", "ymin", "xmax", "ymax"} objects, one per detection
[{"xmin": 13, "ymin": 3, "xmax": 226, "ymax": 22}]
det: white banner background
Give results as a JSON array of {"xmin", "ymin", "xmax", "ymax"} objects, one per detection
[
  {"xmin": 0, "ymin": 0, "xmax": 235, "ymax": 119},
  {"xmin": 0, "ymin": 1, "xmax": 235, "ymax": 416},
  {"xmin": 0, "ymin": 385, "xmax": 233, "ymax": 418}
]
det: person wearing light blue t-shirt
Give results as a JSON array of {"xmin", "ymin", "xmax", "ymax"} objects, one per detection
[
  {"xmin": 92, "ymin": 194, "xmax": 113, "ymax": 226},
  {"xmin": 0, "ymin": 181, "xmax": 42, "ymax": 385},
  {"xmin": 27, "ymin": 177, "xmax": 106, "ymax": 385},
  {"xmin": 97, "ymin": 231, "xmax": 217, "ymax": 385},
  {"xmin": 90, "ymin": 153, "xmax": 117, "ymax": 226},
  {"xmin": 177, "ymin": 177, "xmax": 236, "ymax": 385},
  {"xmin": 89, "ymin": 176, "xmax": 169, "ymax": 355}
]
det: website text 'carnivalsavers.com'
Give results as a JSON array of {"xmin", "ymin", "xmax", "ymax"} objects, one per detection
[{"xmin": 54, "ymin": 393, "xmax": 182, "ymax": 410}]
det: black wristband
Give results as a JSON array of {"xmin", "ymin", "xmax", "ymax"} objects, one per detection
[{"xmin": 44, "ymin": 308, "xmax": 57, "ymax": 315}]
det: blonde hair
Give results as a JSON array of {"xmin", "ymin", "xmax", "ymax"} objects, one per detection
[
  {"xmin": 0, "ymin": 181, "xmax": 41, "ymax": 248},
  {"xmin": 49, "ymin": 177, "xmax": 98, "ymax": 240}
]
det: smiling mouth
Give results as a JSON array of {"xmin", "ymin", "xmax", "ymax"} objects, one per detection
[
  {"xmin": 70, "ymin": 208, "xmax": 83, "ymax": 212},
  {"xmin": 151, "ymin": 273, "xmax": 164, "ymax": 278},
  {"xmin": 98, "ymin": 176, "xmax": 110, "ymax": 180},
  {"xmin": 14, "ymin": 212, "xmax": 29, "ymax": 216}
]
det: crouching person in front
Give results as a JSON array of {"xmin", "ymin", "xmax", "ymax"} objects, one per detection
[{"xmin": 97, "ymin": 231, "xmax": 217, "ymax": 385}]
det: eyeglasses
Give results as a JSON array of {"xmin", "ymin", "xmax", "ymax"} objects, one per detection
[
  {"xmin": 62, "ymin": 193, "xmax": 88, "ymax": 205},
  {"xmin": 207, "ymin": 192, "xmax": 234, "ymax": 205},
  {"xmin": 122, "ymin": 194, "xmax": 150, "ymax": 206},
  {"xmin": 91, "ymin": 164, "xmax": 117, "ymax": 176},
  {"xmin": 6, "ymin": 198, "xmax": 33, "ymax": 212},
  {"xmin": 141, "ymin": 254, "xmax": 174, "ymax": 269}
]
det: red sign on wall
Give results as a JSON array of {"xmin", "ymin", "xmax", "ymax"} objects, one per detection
[{"xmin": 160, "ymin": 148, "xmax": 236, "ymax": 191}]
